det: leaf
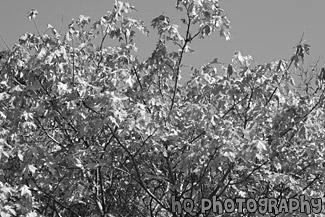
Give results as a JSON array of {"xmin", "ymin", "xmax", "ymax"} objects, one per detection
[
  {"xmin": 27, "ymin": 9, "xmax": 38, "ymax": 21},
  {"xmin": 299, "ymin": 126, "xmax": 307, "ymax": 139},
  {"xmin": 74, "ymin": 158, "xmax": 84, "ymax": 169},
  {"xmin": 202, "ymin": 25, "xmax": 211, "ymax": 36},
  {"xmin": 227, "ymin": 64, "xmax": 233, "ymax": 77},
  {"xmin": 223, "ymin": 149, "xmax": 236, "ymax": 162},
  {"xmin": 256, "ymin": 140, "xmax": 267, "ymax": 152},
  {"xmin": 37, "ymin": 47, "xmax": 47, "ymax": 59},
  {"xmin": 256, "ymin": 153, "xmax": 264, "ymax": 160},
  {"xmin": 26, "ymin": 211, "xmax": 38, "ymax": 217},
  {"xmin": 65, "ymin": 30, "xmax": 72, "ymax": 41},
  {"xmin": 238, "ymin": 190, "xmax": 247, "ymax": 197},
  {"xmin": 0, "ymin": 211, "xmax": 11, "ymax": 217},
  {"xmin": 0, "ymin": 92, "xmax": 9, "ymax": 101},
  {"xmin": 233, "ymin": 51, "xmax": 245, "ymax": 65},
  {"xmin": 209, "ymin": 58, "xmax": 219, "ymax": 65},
  {"xmin": 274, "ymin": 162, "xmax": 282, "ymax": 170},
  {"xmin": 17, "ymin": 150, "xmax": 23, "ymax": 161},
  {"xmin": 235, "ymin": 165, "xmax": 246, "ymax": 171},
  {"xmin": 5, "ymin": 206, "xmax": 16, "ymax": 216},
  {"xmin": 22, "ymin": 121, "xmax": 37, "ymax": 130},
  {"xmin": 289, "ymin": 77, "xmax": 295, "ymax": 86},
  {"xmin": 20, "ymin": 185, "xmax": 32, "ymax": 197},
  {"xmin": 28, "ymin": 164, "xmax": 37, "ymax": 174},
  {"xmin": 47, "ymin": 24, "xmax": 61, "ymax": 39},
  {"xmin": 125, "ymin": 75, "xmax": 134, "ymax": 87},
  {"xmin": 1, "ymin": 184, "xmax": 12, "ymax": 196},
  {"xmin": 57, "ymin": 82, "xmax": 70, "ymax": 95},
  {"xmin": 47, "ymin": 24, "xmax": 54, "ymax": 29},
  {"xmin": 78, "ymin": 15, "xmax": 91, "ymax": 25}
]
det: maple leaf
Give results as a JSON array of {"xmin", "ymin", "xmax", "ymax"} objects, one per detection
[
  {"xmin": 255, "ymin": 140, "xmax": 267, "ymax": 152},
  {"xmin": 27, "ymin": 9, "xmax": 38, "ymax": 21},
  {"xmin": 57, "ymin": 82, "xmax": 70, "ymax": 95},
  {"xmin": 20, "ymin": 185, "xmax": 32, "ymax": 197}
]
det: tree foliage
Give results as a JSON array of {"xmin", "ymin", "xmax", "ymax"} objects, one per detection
[{"xmin": 0, "ymin": 0, "xmax": 325, "ymax": 216}]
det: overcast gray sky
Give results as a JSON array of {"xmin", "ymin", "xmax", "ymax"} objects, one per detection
[{"xmin": 1, "ymin": 0, "xmax": 324, "ymax": 81}]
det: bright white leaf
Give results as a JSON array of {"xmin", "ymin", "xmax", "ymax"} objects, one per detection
[
  {"xmin": 26, "ymin": 211, "xmax": 38, "ymax": 217},
  {"xmin": 17, "ymin": 150, "xmax": 23, "ymax": 161},
  {"xmin": 0, "ymin": 211, "xmax": 11, "ymax": 217},
  {"xmin": 256, "ymin": 140, "xmax": 267, "ymax": 152},
  {"xmin": 37, "ymin": 48, "xmax": 47, "ymax": 59},
  {"xmin": 20, "ymin": 185, "xmax": 32, "ymax": 197},
  {"xmin": 28, "ymin": 164, "xmax": 37, "ymax": 174},
  {"xmin": 57, "ymin": 82, "xmax": 70, "ymax": 95},
  {"xmin": 47, "ymin": 24, "xmax": 54, "ymax": 29}
]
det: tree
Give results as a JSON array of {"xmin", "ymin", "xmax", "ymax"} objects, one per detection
[{"xmin": 0, "ymin": 0, "xmax": 325, "ymax": 216}]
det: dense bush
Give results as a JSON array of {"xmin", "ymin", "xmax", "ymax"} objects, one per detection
[{"xmin": 0, "ymin": 1, "xmax": 325, "ymax": 216}]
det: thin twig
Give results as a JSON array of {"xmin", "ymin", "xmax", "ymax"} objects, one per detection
[{"xmin": 0, "ymin": 33, "xmax": 10, "ymax": 49}]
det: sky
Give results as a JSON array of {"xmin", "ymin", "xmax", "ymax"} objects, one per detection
[{"xmin": 1, "ymin": 0, "xmax": 324, "ymax": 81}]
